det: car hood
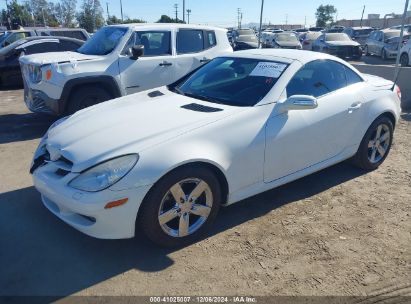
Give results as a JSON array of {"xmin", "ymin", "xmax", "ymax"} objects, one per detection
[
  {"xmin": 45, "ymin": 89, "xmax": 244, "ymax": 172},
  {"xmin": 326, "ymin": 41, "xmax": 360, "ymax": 46},
  {"xmin": 19, "ymin": 51, "xmax": 101, "ymax": 66}
]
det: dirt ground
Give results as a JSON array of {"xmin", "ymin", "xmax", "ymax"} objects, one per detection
[{"xmin": 0, "ymin": 88, "xmax": 410, "ymax": 300}]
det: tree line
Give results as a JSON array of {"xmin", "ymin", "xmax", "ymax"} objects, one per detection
[{"xmin": 0, "ymin": 0, "xmax": 184, "ymax": 33}]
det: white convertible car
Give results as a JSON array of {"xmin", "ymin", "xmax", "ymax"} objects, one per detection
[{"xmin": 31, "ymin": 50, "xmax": 401, "ymax": 247}]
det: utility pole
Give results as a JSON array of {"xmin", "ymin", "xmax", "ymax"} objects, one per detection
[
  {"xmin": 174, "ymin": 3, "xmax": 178, "ymax": 22},
  {"xmin": 240, "ymin": 12, "xmax": 243, "ymax": 29},
  {"xmin": 42, "ymin": 8, "xmax": 46, "ymax": 27},
  {"xmin": 120, "ymin": 0, "xmax": 124, "ymax": 21},
  {"xmin": 304, "ymin": 16, "xmax": 307, "ymax": 28},
  {"xmin": 285, "ymin": 14, "xmax": 288, "ymax": 26},
  {"xmin": 360, "ymin": 5, "xmax": 365, "ymax": 27},
  {"xmin": 258, "ymin": 0, "xmax": 264, "ymax": 48},
  {"xmin": 182, "ymin": 0, "xmax": 185, "ymax": 23},
  {"xmin": 106, "ymin": 2, "xmax": 110, "ymax": 22},
  {"xmin": 186, "ymin": 9, "xmax": 191, "ymax": 24},
  {"xmin": 237, "ymin": 8, "xmax": 241, "ymax": 29}
]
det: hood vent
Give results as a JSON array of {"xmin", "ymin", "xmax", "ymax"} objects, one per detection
[
  {"xmin": 147, "ymin": 90, "xmax": 165, "ymax": 98},
  {"xmin": 181, "ymin": 103, "xmax": 223, "ymax": 113}
]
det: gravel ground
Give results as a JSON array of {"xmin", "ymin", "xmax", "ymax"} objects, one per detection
[{"xmin": 0, "ymin": 88, "xmax": 410, "ymax": 300}]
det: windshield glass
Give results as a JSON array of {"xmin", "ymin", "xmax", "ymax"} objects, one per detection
[
  {"xmin": 237, "ymin": 29, "xmax": 255, "ymax": 36},
  {"xmin": 77, "ymin": 26, "xmax": 127, "ymax": 55},
  {"xmin": 0, "ymin": 32, "xmax": 11, "ymax": 45},
  {"xmin": 0, "ymin": 39, "xmax": 26, "ymax": 55},
  {"xmin": 353, "ymin": 28, "xmax": 373, "ymax": 36},
  {"xmin": 305, "ymin": 32, "xmax": 322, "ymax": 40},
  {"xmin": 325, "ymin": 33, "xmax": 351, "ymax": 41},
  {"xmin": 237, "ymin": 35, "xmax": 257, "ymax": 42},
  {"xmin": 384, "ymin": 31, "xmax": 400, "ymax": 39},
  {"xmin": 275, "ymin": 33, "xmax": 298, "ymax": 42},
  {"xmin": 170, "ymin": 57, "xmax": 288, "ymax": 107}
]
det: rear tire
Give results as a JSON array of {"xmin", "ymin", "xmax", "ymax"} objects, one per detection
[
  {"xmin": 66, "ymin": 85, "xmax": 111, "ymax": 114},
  {"xmin": 400, "ymin": 53, "xmax": 409, "ymax": 67},
  {"xmin": 351, "ymin": 116, "xmax": 393, "ymax": 171},
  {"xmin": 138, "ymin": 165, "xmax": 222, "ymax": 247}
]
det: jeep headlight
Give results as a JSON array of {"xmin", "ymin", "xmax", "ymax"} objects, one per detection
[
  {"xmin": 69, "ymin": 154, "xmax": 139, "ymax": 192},
  {"xmin": 28, "ymin": 64, "xmax": 42, "ymax": 83}
]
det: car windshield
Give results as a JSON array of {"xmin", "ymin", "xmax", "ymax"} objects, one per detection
[
  {"xmin": 237, "ymin": 29, "xmax": 254, "ymax": 36},
  {"xmin": 325, "ymin": 33, "xmax": 351, "ymax": 41},
  {"xmin": 305, "ymin": 32, "xmax": 322, "ymax": 40},
  {"xmin": 77, "ymin": 26, "xmax": 127, "ymax": 55},
  {"xmin": 384, "ymin": 31, "xmax": 401, "ymax": 39},
  {"xmin": 0, "ymin": 32, "xmax": 11, "ymax": 45},
  {"xmin": 237, "ymin": 35, "xmax": 257, "ymax": 42},
  {"xmin": 0, "ymin": 38, "xmax": 26, "ymax": 55},
  {"xmin": 275, "ymin": 33, "xmax": 298, "ymax": 42},
  {"xmin": 353, "ymin": 28, "xmax": 373, "ymax": 36},
  {"xmin": 170, "ymin": 57, "xmax": 288, "ymax": 107}
]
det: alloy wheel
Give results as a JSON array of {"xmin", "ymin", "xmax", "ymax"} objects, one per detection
[
  {"xmin": 158, "ymin": 178, "xmax": 213, "ymax": 238},
  {"xmin": 367, "ymin": 124, "xmax": 391, "ymax": 164}
]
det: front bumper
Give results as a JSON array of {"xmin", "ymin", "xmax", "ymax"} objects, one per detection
[
  {"xmin": 385, "ymin": 48, "xmax": 399, "ymax": 59},
  {"xmin": 32, "ymin": 159, "xmax": 152, "ymax": 239},
  {"xmin": 23, "ymin": 81, "xmax": 61, "ymax": 115}
]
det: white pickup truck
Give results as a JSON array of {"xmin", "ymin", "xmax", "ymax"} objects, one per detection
[{"xmin": 20, "ymin": 23, "xmax": 233, "ymax": 115}]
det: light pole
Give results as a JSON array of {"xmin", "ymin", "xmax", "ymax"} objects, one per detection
[
  {"xmin": 119, "ymin": 0, "xmax": 123, "ymax": 21},
  {"xmin": 186, "ymin": 9, "xmax": 191, "ymax": 24},
  {"xmin": 182, "ymin": 0, "xmax": 185, "ymax": 23},
  {"xmin": 258, "ymin": 0, "xmax": 264, "ymax": 48}
]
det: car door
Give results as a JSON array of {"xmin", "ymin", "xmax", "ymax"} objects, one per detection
[
  {"xmin": 118, "ymin": 30, "xmax": 176, "ymax": 94},
  {"xmin": 375, "ymin": 31, "xmax": 384, "ymax": 55},
  {"xmin": 264, "ymin": 60, "xmax": 365, "ymax": 182},
  {"xmin": 173, "ymin": 29, "xmax": 217, "ymax": 81}
]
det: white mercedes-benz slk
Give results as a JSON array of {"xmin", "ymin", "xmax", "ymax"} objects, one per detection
[{"xmin": 31, "ymin": 49, "xmax": 401, "ymax": 247}]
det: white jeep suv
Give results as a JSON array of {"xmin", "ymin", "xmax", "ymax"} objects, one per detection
[{"xmin": 19, "ymin": 23, "xmax": 232, "ymax": 115}]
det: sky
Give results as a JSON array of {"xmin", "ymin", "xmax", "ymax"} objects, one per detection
[{"xmin": 1, "ymin": 0, "xmax": 408, "ymax": 27}]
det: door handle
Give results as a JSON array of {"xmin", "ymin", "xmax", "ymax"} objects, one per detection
[
  {"xmin": 159, "ymin": 61, "xmax": 172, "ymax": 67},
  {"xmin": 200, "ymin": 58, "xmax": 210, "ymax": 63},
  {"xmin": 348, "ymin": 102, "xmax": 362, "ymax": 113}
]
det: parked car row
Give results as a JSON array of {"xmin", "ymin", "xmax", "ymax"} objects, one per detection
[{"xmin": 0, "ymin": 28, "xmax": 89, "ymax": 48}]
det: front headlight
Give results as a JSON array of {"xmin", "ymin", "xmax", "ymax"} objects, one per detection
[
  {"xmin": 29, "ymin": 64, "xmax": 42, "ymax": 83},
  {"xmin": 69, "ymin": 154, "xmax": 139, "ymax": 192}
]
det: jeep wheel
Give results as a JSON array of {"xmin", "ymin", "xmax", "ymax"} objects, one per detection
[{"xmin": 66, "ymin": 85, "xmax": 111, "ymax": 114}]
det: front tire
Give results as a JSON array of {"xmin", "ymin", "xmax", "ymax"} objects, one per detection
[
  {"xmin": 139, "ymin": 166, "xmax": 222, "ymax": 247},
  {"xmin": 364, "ymin": 45, "xmax": 370, "ymax": 56},
  {"xmin": 381, "ymin": 48, "xmax": 388, "ymax": 60},
  {"xmin": 66, "ymin": 85, "xmax": 112, "ymax": 114},
  {"xmin": 351, "ymin": 116, "xmax": 393, "ymax": 170},
  {"xmin": 400, "ymin": 53, "xmax": 409, "ymax": 67}
]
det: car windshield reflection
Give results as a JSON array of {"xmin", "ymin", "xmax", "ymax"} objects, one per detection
[{"xmin": 170, "ymin": 57, "xmax": 288, "ymax": 107}]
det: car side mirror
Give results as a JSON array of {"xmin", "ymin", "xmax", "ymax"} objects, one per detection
[
  {"xmin": 129, "ymin": 45, "xmax": 144, "ymax": 60},
  {"xmin": 277, "ymin": 95, "xmax": 318, "ymax": 113}
]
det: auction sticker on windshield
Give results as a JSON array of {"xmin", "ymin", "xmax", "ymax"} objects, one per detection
[{"xmin": 250, "ymin": 62, "xmax": 287, "ymax": 78}]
